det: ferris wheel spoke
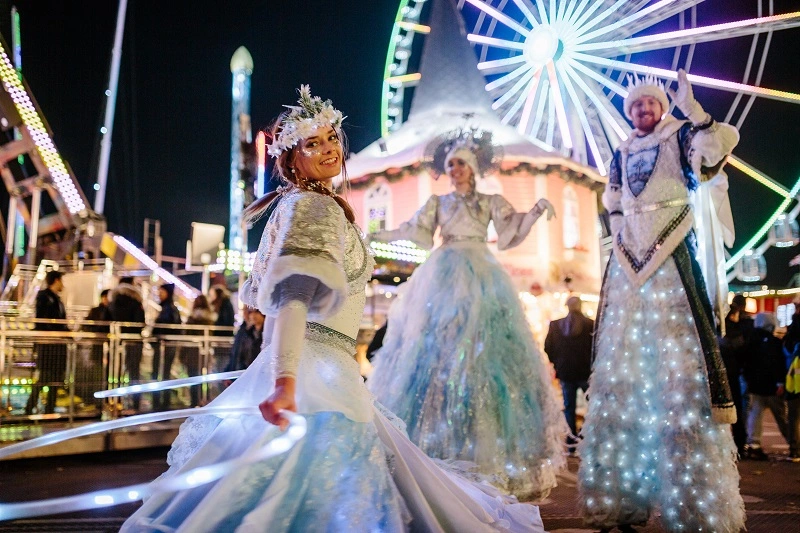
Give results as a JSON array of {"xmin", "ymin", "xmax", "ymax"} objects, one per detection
[
  {"xmin": 509, "ymin": 0, "xmax": 541, "ymax": 26},
  {"xmin": 727, "ymin": 155, "xmax": 792, "ymax": 199},
  {"xmin": 554, "ymin": 0, "xmax": 569, "ymax": 23},
  {"xmin": 478, "ymin": 55, "xmax": 527, "ymax": 75},
  {"xmin": 487, "ymin": 63, "xmax": 532, "ymax": 91},
  {"xmin": 533, "ymin": 0, "xmax": 550, "ymax": 25},
  {"xmin": 467, "ymin": 33, "xmax": 526, "ymax": 51},
  {"xmin": 559, "ymin": 69, "xmax": 606, "ymax": 174},
  {"xmin": 572, "ymin": 0, "xmax": 627, "ymax": 38},
  {"xmin": 734, "ymin": 31, "xmax": 774, "ymax": 130},
  {"xmin": 464, "ymin": 0, "xmax": 531, "ymax": 36},
  {"xmin": 500, "ymin": 72, "xmax": 540, "ymax": 126},
  {"xmin": 492, "ymin": 68, "xmax": 537, "ymax": 110},
  {"xmin": 545, "ymin": 60, "xmax": 573, "ymax": 150},
  {"xmin": 567, "ymin": 58, "xmax": 628, "ymax": 98},
  {"xmin": 573, "ymin": 53, "xmax": 800, "ymax": 105},
  {"xmin": 576, "ymin": 0, "xmax": 697, "ymax": 45},
  {"xmin": 530, "ymin": 78, "xmax": 550, "ymax": 139},
  {"xmin": 594, "ymin": 0, "xmax": 706, "ymax": 43},
  {"xmin": 516, "ymin": 69, "xmax": 545, "ymax": 134},
  {"xmin": 563, "ymin": 63, "xmax": 629, "ymax": 141},
  {"xmin": 577, "ymin": 12, "xmax": 800, "ymax": 56}
]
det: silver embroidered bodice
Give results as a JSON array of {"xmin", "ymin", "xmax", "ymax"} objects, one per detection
[
  {"xmin": 241, "ymin": 188, "xmax": 374, "ymax": 340},
  {"xmin": 372, "ymin": 192, "xmax": 545, "ymax": 251}
]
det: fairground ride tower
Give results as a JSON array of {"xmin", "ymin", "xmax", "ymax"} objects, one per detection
[{"xmin": 229, "ymin": 46, "xmax": 253, "ymax": 253}]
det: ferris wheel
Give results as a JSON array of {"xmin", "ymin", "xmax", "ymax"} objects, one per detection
[{"xmin": 381, "ymin": 0, "xmax": 800, "ymax": 281}]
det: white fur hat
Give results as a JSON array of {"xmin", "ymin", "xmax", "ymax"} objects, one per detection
[
  {"xmin": 444, "ymin": 146, "xmax": 481, "ymax": 180},
  {"xmin": 623, "ymin": 74, "xmax": 669, "ymax": 121}
]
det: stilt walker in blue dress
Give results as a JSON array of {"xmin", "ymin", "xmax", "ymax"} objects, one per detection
[
  {"xmin": 367, "ymin": 134, "xmax": 568, "ymax": 501},
  {"xmin": 578, "ymin": 70, "xmax": 745, "ymax": 532}
]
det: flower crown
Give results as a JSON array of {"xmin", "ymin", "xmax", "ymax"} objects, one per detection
[
  {"xmin": 424, "ymin": 127, "xmax": 502, "ymax": 179},
  {"xmin": 268, "ymin": 85, "xmax": 345, "ymax": 157}
]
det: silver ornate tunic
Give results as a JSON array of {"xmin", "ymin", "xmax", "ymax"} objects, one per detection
[
  {"xmin": 372, "ymin": 192, "xmax": 546, "ymax": 251},
  {"xmin": 603, "ymin": 115, "xmax": 739, "ymax": 287}
]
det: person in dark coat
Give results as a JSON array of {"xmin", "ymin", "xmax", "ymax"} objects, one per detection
[
  {"xmin": 743, "ymin": 312, "xmax": 790, "ymax": 460},
  {"xmin": 210, "ymin": 285, "xmax": 235, "ymax": 335},
  {"xmin": 183, "ymin": 295, "xmax": 216, "ymax": 407},
  {"xmin": 109, "ymin": 277, "xmax": 146, "ymax": 410},
  {"xmin": 366, "ymin": 321, "xmax": 388, "ymax": 363},
  {"xmin": 544, "ymin": 296, "xmax": 594, "ymax": 451},
  {"xmin": 224, "ymin": 307, "xmax": 265, "ymax": 373},
  {"xmin": 25, "ymin": 270, "xmax": 68, "ymax": 415},
  {"xmin": 79, "ymin": 289, "xmax": 112, "ymax": 409},
  {"xmin": 152, "ymin": 283, "xmax": 183, "ymax": 411},
  {"xmin": 719, "ymin": 298, "xmax": 750, "ymax": 455}
]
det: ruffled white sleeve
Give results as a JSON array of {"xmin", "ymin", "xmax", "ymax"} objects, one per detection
[
  {"xmin": 490, "ymin": 195, "xmax": 546, "ymax": 251},
  {"xmin": 602, "ymin": 150, "xmax": 624, "ymax": 236},
  {"xmin": 371, "ymin": 195, "xmax": 439, "ymax": 250},
  {"xmin": 241, "ymin": 191, "xmax": 348, "ymax": 321}
]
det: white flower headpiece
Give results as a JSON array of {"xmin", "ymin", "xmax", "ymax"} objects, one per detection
[
  {"xmin": 268, "ymin": 85, "xmax": 345, "ymax": 157},
  {"xmin": 623, "ymin": 74, "xmax": 669, "ymax": 120}
]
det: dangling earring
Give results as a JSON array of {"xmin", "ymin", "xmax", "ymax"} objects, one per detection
[{"xmin": 290, "ymin": 168, "xmax": 296, "ymax": 174}]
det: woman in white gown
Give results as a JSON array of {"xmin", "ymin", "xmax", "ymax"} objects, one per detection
[
  {"xmin": 367, "ymin": 141, "xmax": 568, "ymax": 500},
  {"xmin": 120, "ymin": 86, "xmax": 545, "ymax": 532}
]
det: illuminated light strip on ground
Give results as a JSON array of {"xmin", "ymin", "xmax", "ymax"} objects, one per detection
[
  {"xmin": 385, "ymin": 73, "xmax": 422, "ymax": 86},
  {"xmin": 370, "ymin": 240, "xmax": 428, "ymax": 264},
  {"xmin": 0, "ymin": 49, "xmax": 87, "ymax": 215},
  {"xmin": 577, "ymin": 12, "xmax": 800, "ymax": 54},
  {"xmin": 464, "ymin": 0, "xmax": 531, "ymax": 37},
  {"xmin": 112, "ymin": 235, "xmax": 198, "ymax": 299},
  {"xmin": 94, "ymin": 370, "xmax": 244, "ymax": 398},
  {"xmin": 725, "ymin": 175, "xmax": 800, "ymax": 271},
  {"xmin": 572, "ymin": 53, "xmax": 800, "ymax": 105},
  {"xmin": 727, "ymin": 155, "xmax": 792, "ymax": 198},
  {"xmin": 0, "ymin": 408, "xmax": 306, "ymax": 521}
]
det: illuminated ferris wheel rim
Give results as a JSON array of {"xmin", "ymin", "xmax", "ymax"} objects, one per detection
[{"xmin": 381, "ymin": 0, "xmax": 800, "ymax": 278}]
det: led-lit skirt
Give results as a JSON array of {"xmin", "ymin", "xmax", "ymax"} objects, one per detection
[
  {"xmin": 368, "ymin": 241, "xmax": 568, "ymax": 501},
  {"xmin": 122, "ymin": 327, "xmax": 545, "ymax": 532},
  {"xmin": 578, "ymin": 246, "xmax": 745, "ymax": 532}
]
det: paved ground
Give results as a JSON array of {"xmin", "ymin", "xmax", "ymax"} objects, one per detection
[{"xmin": 0, "ymin": 415, "xmax": 797, "ymax": 532}]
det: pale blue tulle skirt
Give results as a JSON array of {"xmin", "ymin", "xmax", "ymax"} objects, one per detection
[
  {"xmin": 368, "ymin": 242, "xmax": 567, "ymax": 500},
  {"xmin": 121, "ymin": 411, "xmax": 409, "ymax": 532}
]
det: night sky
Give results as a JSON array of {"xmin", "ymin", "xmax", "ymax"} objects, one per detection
[{"xmin": 1, "ymin": 0, "xmax": 799, "ymax": 287}]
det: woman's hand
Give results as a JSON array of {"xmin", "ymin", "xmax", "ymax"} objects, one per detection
[
  {"xmin": 536, "ymin": 198, "xmax": 556, "ymax": 220},
  {"xmin": 259, "ymin": 377, "xmax": 297, "ymax": 430}
]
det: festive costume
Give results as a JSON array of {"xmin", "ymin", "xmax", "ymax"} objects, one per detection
[
  {"xmin": 578, "ymin": 74, "xmax": 745, "ymax": 532},
  {"xmin": 121, "ymin": 188, "xmax": 544, "ymax": 532},
  {"xmin": 367, "ymin": 189, "xmax": 567, "ymax": 501}
]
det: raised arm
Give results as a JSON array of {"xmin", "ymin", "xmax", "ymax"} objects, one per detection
[
  {"xmin": 670, "ymin": 69, "xmax": 739, "ymax": 186},
  {"xmin": 370, "ymin": 195, "xmax": 439, "ymax": 250},
  {"xmin": 490, "ymin": 195, "xmax": 556, "ymax": 251}
]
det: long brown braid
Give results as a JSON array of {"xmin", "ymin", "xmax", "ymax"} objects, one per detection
[{"xmin": 243, "ymin": 114, "xmax": 355, "ymax": 224}]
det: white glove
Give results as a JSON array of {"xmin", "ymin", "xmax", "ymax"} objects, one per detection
[
  {"xmin": 667, "ymin": 69, "xmax": 708, "ymax": 125},
  {"xmin": 535, "ymin": 198, "xmax": 556, "ymax": 221}
]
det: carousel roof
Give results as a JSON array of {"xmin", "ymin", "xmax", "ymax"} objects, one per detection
[{"xmin": 347, "ymin": 0, "xmax": 604, "ymax": 186}]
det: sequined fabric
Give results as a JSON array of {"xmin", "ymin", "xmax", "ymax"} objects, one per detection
[
  {"xmin": 578, "ymin": 253, "xmax": 744, "ymax": 532},
  {"xmin": 368, "ymin": 241, "xmax": 568, "ymax": 501}
]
